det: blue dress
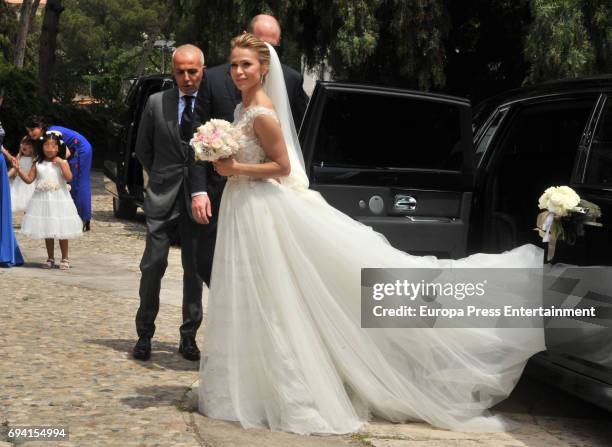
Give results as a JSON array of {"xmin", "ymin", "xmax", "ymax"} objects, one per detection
[
  {"xmin": 1, "ymin": 150, "xmax": 24, "ymax": 267},
  {"xmin": 49, "ymin": 125, "xmax": 92, "ymax": 222}
]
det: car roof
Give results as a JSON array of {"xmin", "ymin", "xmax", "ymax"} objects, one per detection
[
  {"xmin": 317, "ymin": 81, "xmax": 470, "ymax": 106},
  {"xmin": 123, "ymin": 74, "xmax": 174, "ymax": 104},
  {"xmin": 475, "ymin": 75, "xmax": 612, "ymax": 112}
]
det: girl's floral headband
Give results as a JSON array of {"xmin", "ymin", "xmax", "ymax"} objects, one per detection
[{"xmin": 41, "ymin": 130, "xmax": 65, "ymax": 146}]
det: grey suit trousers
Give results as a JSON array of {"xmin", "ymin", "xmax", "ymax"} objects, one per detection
[{"xmin": 136, "ymin": 187, "xmax": 220, "ymax": 339}]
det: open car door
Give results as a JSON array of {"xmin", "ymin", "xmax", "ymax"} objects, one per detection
[{"xmin": 300, "ymin": 83, "xmax": 474, "ymax": 258}]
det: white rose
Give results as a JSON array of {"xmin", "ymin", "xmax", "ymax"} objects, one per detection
[
  {"xmin": 547, "ymin": 190, "xmax": 580, "ymax": 216},
  {"xmin": 538, "ymin": 185, "xmax": 580, "ymax": 216},
  {"xmin": 556, "ymin": 186, "xmax": 580, "ymax": 206},
  {"xmin": 538, "ymin": 186, "xmax": 557, "ymax": 210}
]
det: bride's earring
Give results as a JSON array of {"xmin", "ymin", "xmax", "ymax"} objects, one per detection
[{"xmin": 260, "ymin": 74, "xmax": 265, "ymax": 85}]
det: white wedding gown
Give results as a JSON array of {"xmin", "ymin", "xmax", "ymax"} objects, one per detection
[{"xmin": 197, "ymin": 103, "xmax": 545, "ymax": 435}]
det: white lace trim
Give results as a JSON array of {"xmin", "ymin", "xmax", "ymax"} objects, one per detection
[
  {"xmin": 35, "ymin": 180, "xmax": 63, "ymax": 192},
  {"xmin": 233, "ymin": 105, "xmax": 279, "ymax": 165}
]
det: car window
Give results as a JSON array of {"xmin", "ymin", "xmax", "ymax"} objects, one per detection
[
  {"xmin": 311, "ymin": 90, "xmax": 464, "ymax": 171},
  {"xmin": 584, "ymin": 97, "xmax": 612, "ymax": 186},
  {"xmin": 485, "ymin": 98, "xmax": 595, "ymax": 247},
  {"xmin": 474, "ymin": 107, "xmax": 508, "ymax": 167}
]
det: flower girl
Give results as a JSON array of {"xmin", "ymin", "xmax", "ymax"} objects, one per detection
[
  {"xmin": 12, "ymin": 131, "xmax": 82, "ymax": 269},
  {"xmin": 8, "ymin": 137, "xmax": 36, "ymax": 212}
]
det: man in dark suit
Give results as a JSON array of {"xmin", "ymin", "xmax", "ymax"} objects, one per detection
[
  {"xmin": 132, "ymin": 44, "xmax": 224, "ymax": 361},
  {"xmin": 199, "ymin": 14, "xmax": 309, "ymax": 130}
]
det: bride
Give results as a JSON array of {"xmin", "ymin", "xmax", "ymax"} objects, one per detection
[{"xmin": 198, "ymin": 33, "xmax": 545, "ymax": 435}]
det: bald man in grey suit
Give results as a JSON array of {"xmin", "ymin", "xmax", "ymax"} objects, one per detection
[{"xmin": 133, "ymin": 44, "xmax": 225, "ymax": 362}]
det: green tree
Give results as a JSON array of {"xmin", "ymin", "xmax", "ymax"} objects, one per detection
[
  {"xmin": 39, "ymin": 0, "xmax": 64, "ymax": 101},
  {"xmin": 0, "ymin": 2, "xmax": 19, "ymax": 67},
  {"xmin": 0, "ymin": 64, "xmax": 43, "ymax": 151},
  {"xmin": 298, "ymin": 0, "xmax": 449, "ymax": 90},
  {"xmin": 524, "ymin": 0, "xmax": 594, "ymax": 84},
  {"xmin": 13, "ymin": 0, "xmax": 41, "ymax": 68},
  {"xmin": 390, "ymin": 0, "xmax": 448, "ymax": 90},
  {"xmin": 583, "ymin": 0, "xmax": 612, "ymax": 73},
  {"xmin": 181, "ymin": 0, "xmax": 449, "ymax": 91},
  {"xmin": 53, "ymin": 0, "xmax": 171, "ymax": 103},
  {"xmin": 177, "ymin": 1, "xmax": 273, "ymax": 66}
]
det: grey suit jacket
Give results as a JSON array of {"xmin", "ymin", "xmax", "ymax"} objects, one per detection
[{"xmin": 135, "ymin": 87, "xmax": 215, "ymax": 220}]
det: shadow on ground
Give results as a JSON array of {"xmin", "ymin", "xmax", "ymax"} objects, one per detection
[
  {"xmin": 93, "ymin": 209, "xmax": 147, "ymax": 231},
  {"xmin": 86, "ymin": 338, "xmax": 200, "ymax": 372},
  {"xmin": 121, "ymin": 385, "xmax": 191, "ymax": 410},
  {"xmin": 494, "ymin": 375, "xmax": 612, "ymax": 446},
  {"xmin": 495, "ymin": 375, "xmax": 611, "ymax": 420}
]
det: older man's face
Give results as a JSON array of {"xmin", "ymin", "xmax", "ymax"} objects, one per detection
[
  {"xmin": 253, "ymin": 21, "xmax": 281, "ymax": 46},
  {"xmin": 172, "ymin": 51, "xmax": 204, "ymax": 95}
]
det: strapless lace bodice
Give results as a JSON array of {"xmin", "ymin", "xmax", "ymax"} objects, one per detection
[
  {"xmin": 35, "ymin": 161, "xmax": 68, "ymax": 191},
  {"xmin": 233, "ymin": 104, "xmax": 279, "ymax": 165}
]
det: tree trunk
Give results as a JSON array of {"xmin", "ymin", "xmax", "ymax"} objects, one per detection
[
  {"xmin": 38, "ymin": 0, "xmax": 64, "ymax": 101},
  {"xmin": 13, "ymin": 0, "xmax": 34, "ymax": 68},
  {"xmin": 135, "ymin": 34, "xmax": 158, "ymax": 77},
  {"xmin": 28, "ymin": 0, "xmax": 42, "ymax": 33}
]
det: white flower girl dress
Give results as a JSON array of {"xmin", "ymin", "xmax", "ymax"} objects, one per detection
[
  {"xmin": 10, "ymin": 156, "xmax": 36, "ymax": 212},
  {"xmin": 21, "ymin": 161, "xmax": 83, "ymax": 239}
]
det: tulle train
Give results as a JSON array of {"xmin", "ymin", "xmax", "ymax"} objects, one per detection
[{"xmin": 198, "ymin": 178, "xmax": 545, "ymax": 434}]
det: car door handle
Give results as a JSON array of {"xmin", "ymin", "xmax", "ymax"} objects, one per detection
[
  {"xmin": 394, "ymin": 195, "xmax": 417, "ymax": 212},
  {"xmin": 406, "ymin": 216, "xmax": 452, "ymax": 223}
]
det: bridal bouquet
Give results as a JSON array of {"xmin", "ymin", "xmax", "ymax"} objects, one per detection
[
  {"xmin": 535, "ymin": 186, "xmax": 602, "ymax": 261},
  {"xmin": 190, "ymin": 119, "xmax": 241, "ymax": 161}
]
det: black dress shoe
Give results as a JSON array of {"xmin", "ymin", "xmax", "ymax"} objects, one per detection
[
  {"xmin": 178, "ymin": 337, "xmax": 200, "ymax": 361},
  {"xmin": 132, "ymin": 337, "xmax": 151, "ymax": 360}
]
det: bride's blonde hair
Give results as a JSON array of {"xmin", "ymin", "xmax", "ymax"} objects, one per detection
[{"xmin": 230, "ymin": 33, "xmax": 271, "ymax": 69}]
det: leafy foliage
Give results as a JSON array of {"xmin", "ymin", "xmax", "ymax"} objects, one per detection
[
  {"xmin": 524, "ymin": 0, "xmax": 594, "ymax": 84},
  {"xmin": 0, "ymin": 64, "xmax": 113, "ymax": 168},
  {"xmin": 583, "ymin": 0, "xmax": 612, "ymax": 73},
  {"xmin": 53, "ymin": 0, "xmax": 170, "ymax": 103},
  {"xmin": 1, "ymin": 0, "xmax": 610, "ymax": 166},
  {"xmin": 298, "ymin": 0, "xmax": 448, "ymax": 90},
  {"xmin": 4, "ymin": 0, "xmax": 609, "ymax": 102},
  {"xmin": 0, "ymin": 65, "xmax": 42, "ymax": 153},
  {"xmin": 0, "ymin": 2, "xmax": 19, "ymax": 66}
]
